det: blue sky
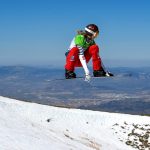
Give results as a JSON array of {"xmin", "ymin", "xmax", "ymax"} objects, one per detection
[{"xmin": 0, "ymin": 0, "xmax": 150, "ymax": 67}]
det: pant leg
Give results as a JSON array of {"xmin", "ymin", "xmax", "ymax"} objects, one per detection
[
  {"xmin": 87, "ymin": 45, "xmax": 102, "ymax": 71},
  {"xmin": 65, "ymin": 47, "xmax": 81, "ymax": 71}
]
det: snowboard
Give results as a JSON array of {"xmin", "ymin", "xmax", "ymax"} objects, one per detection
[{"xmin": 46, "ymin": 75, "xmax": 114, "ymax": 82}]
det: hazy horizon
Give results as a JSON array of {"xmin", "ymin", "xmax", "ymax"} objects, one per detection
[{"xmin": 0, "ymin": 59, "xmax": 150, "ymax": 68}]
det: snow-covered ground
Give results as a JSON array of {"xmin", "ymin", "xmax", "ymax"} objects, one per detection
[{"xmin": 0, "ymin": 96, "xmax": 149, "ymax": 150}]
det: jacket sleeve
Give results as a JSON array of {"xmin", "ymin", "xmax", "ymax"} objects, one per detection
[
  {"xmin": 74, "ymin": 35, "xmax": 90, "ymax": 75},
  {"xmin": 79, "ymin": 54, "xmax": 90, "ymax": 75}
]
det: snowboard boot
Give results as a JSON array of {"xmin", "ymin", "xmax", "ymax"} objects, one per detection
[
  {"xmin": 65, "ymin": 69, "xmax": 76, "ymax": 79},
  {"xmin": 93, "ymin": 68, "xmax": 106, "ymax": 77}
]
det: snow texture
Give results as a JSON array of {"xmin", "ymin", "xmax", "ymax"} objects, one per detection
[{"xmin": 0, "ymin": 96, "xmax": 149, "ymax": 150}]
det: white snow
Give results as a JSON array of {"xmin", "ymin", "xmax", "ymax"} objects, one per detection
[{"xmin": 0, "ymin": 96, "xmax": 149, "ymax": 150}]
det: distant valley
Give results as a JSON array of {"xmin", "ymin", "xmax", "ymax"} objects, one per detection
[{"xmin": 0, "ymin": 66, "xmax": 150, "ymax": 115}]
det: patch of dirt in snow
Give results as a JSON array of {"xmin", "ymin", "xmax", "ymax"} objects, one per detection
[
  {"xmin": 112, "ymin": 122, "xmax": 150, "ymax": 150},
  {"xmin": 80, "ymin": 136, "xmax": 101, "ymax": 150},
  {"xmin": 63, "ymin": 130, "xmax": 101, "ymax": 150}
]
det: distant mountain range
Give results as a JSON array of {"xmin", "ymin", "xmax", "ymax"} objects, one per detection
[{"xmin": 0, "ymin": 66, "xmax": 150, "ymax": 115}]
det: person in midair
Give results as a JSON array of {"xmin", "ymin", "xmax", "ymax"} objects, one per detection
[{"xmin": 65, "ymin": 24, "xmax": 113, "ymax": 81}]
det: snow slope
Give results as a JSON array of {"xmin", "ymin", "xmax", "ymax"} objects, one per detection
[{"xmin": 0, "ymin": 96, "xmax": 149, "ymax": 150}]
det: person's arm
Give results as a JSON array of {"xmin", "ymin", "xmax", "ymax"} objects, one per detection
[
  {"xmin": 75, "ymin": 35, "xmax": 91, "ymax": 81},
  {"xmin": 77, "ymin": 46, "xmax": 91, "ymax": 81},
  {"xmin": 77, "ymin": 45, "xmax": 90, "ymax": 75}
]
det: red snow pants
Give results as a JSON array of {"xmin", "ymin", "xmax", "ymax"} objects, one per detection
[{"xmin": 65, "ymin": 45, "xmax": 102, "ymax": 71}]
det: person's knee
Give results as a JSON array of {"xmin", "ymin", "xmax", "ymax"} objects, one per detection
[
  {"xmin": 66, "ymin": 47, "xmax": 79, "ymax": 60},
  {"xmin": 89, "ymin": 45, "xmax": 99, "ymax": 55},
  {"xmin": 70, "ymin": 47, "xmax": 79, "ymax": 57}
]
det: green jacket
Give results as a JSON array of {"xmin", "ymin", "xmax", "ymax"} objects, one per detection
[{"xmin": 75, "ymin": 34, "xmax": 95, "ymax": 50}]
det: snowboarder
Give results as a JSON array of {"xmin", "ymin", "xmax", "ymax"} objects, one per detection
[{"xmin": 65, "ymin": 24, "xmax": 113, "ymax": 81}]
